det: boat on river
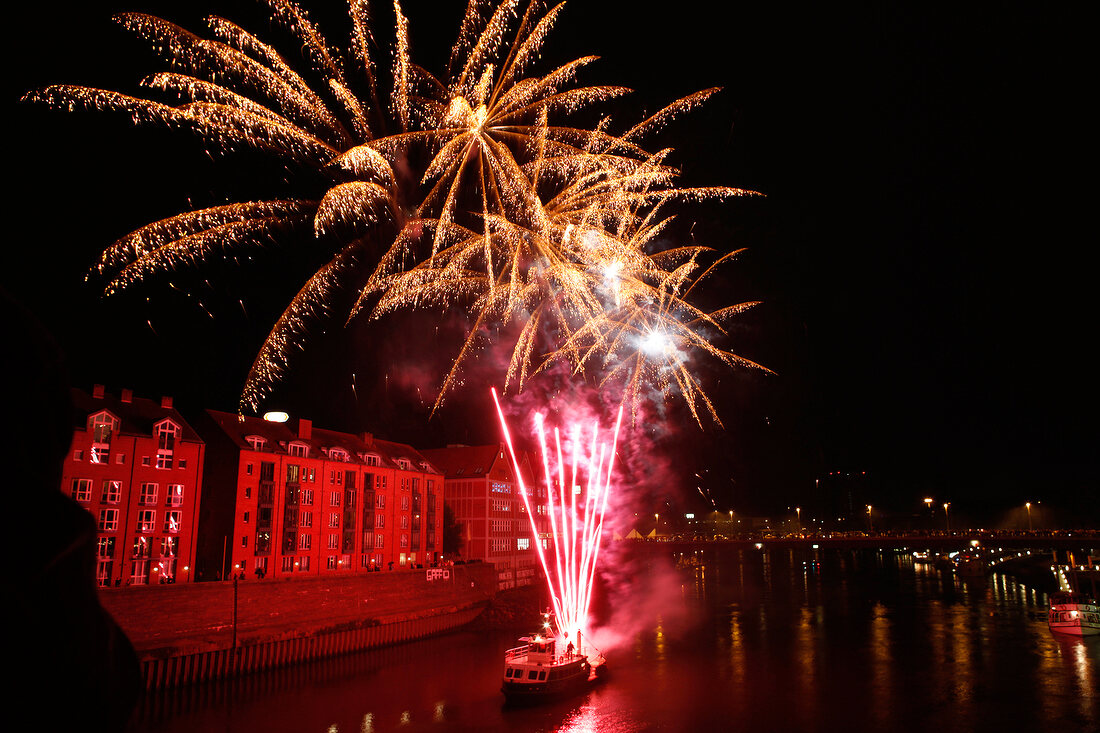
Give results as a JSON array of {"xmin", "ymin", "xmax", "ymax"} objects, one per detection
[
  {"xmin": 501, "ymin": 615, "xmax": 606, "ymax": 703},
  {"xmin": 954, "ymin": 553, "xmax": 987, "ymax": 577},
  {"xmin": 1048, "ymin": 591, "xmax": 1100, "ymax": 636}
]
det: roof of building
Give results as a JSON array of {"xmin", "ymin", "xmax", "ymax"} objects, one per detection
[
  {"xmin": 420, "ymin": 444, "xmax": 537, "ymax": 484},
  {"xmin": 420, "ymin": 444, "xmax": 503, "ymax": 478},
  {"xmin": 203, "ymin": 409, "xmax": 441, "ymax": 473},
  {"xmin": 72, "ymin": 386, "xmax": 202, "ymax": 442}
]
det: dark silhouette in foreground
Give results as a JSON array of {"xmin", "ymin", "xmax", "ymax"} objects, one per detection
[{"xmin": 7, "ymin": 289, "xmax": 141, "ymax": 731}]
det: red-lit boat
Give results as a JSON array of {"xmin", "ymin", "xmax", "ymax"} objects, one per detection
[
  {"xmin": 501, "ymin": 618, "xmax": 606, "ymax": 703},
  {"xmin": 1048, "ymin": 591, "xmax": 1100, "ymax": 636}
]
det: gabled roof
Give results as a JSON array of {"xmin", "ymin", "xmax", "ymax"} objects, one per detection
[{"xmin": 72, "ymin": 388, "xmax": 201, "ymax": 443}]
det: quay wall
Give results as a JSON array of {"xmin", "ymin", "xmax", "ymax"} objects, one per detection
[{"xmin": 97, "ymin": 564, "xmax": 497, "ymax": 689}]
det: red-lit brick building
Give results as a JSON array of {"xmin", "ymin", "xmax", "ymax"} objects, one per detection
[
  {"xmin": 62, "ymin": 385, "xmax": 206, "ymax": 586},
  {"xmin": 196, "ymin": 411, "xmax": 444, "ymax": 581},
  {"xmin": 420, "ymin": 444, "xmax": 548, "ymax": 590}
]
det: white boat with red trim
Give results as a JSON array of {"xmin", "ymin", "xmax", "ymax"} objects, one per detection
[{"xmin": 501, "ymin": 620, "xmax": 606, "ymax": 703}]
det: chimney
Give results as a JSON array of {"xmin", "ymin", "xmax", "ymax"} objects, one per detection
[
  {"xmin": 161, "ymin": 396, "xmax": 173, "ymax": 409},
  {"xmin": 360, "ymin": 432, "xmax": 374, "ymax": 447},
  {"xmin": 92, "ymin": 384, "xmax": 105, "ymax": 399},
  {"xmin": 121, "ymin": 388, "xmax": 133, "ymax": 403},
  {"xmin": 297, "ymin": 418, "xmax": 312, "ymax": 440}
]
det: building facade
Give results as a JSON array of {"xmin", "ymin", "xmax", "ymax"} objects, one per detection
[
  {"xmin": 198, "ymin": 411, "xmax": 444, "ymax": 581},
  {"xmin": 421, "ymin": 444, "xmax": 548, "ymax": 590},
  {"xmin": 62, "ymin": 385, "xmax": 206, "ymax": 586}
]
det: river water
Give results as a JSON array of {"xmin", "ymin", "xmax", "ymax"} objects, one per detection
[{"xmin": 129, "ymin": 548, "xmax": 1099, "ymax": 733}]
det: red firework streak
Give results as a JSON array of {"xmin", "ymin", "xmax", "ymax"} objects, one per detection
[{"xmin": 492, "ymin": 388, "xmax": 625, "ymax": 648}]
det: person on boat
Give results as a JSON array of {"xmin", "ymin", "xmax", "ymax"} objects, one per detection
[{"xmin": 566, "ymin": 639, "xmax": 575, "ymax": 657}]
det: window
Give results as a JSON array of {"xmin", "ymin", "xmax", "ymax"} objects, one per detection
[
  {"xmin": 400, "ymin": 534, "xmax": 409, "ymax": 548},
  {"xmin": 330, "ymin": 448, "xmax": 349, "ymax": 462},
  {"xmin": 281, "ymin": 556, "xmax": 295, "ymax": 572},
  {"xmin": 376, "ymin": 493, "xmax": 386, "ymax": 509},
  {"xmin": 132, "ymin": 536, "xmax": 151, "ymax": 559},
  {"xmin": 162, "ymin": 537, "xmax": 177, "ymax": 557},
  {"xmin": 517, "ymin": 538, "xmax": 530, "ymax": 550},
  {"xmin": 327, "ymin": 534, "xmax": 339, "ymax": 550},
  {"xmin": 71, "ymin": 478, "xmax": 92, "ymax": 502},
  {"xmin": 374, "ymin": 533, "xmax": 384, "ymax": 548},
  {"xmin": 245, "ymin": 435, "xmax": 267, "ymax": 452},
  {"xmin": 376, "ymin": 514, "xmax": 385, "ymax": 528},
  {"xmin": 299, "ymin": 556, "xmax": 310, "ymax": 571},
  {"xmin": 98, "ymin": 509, "xmax": 119, "ymax": 532},
  {"xmin": 95, "ymin": 561, "xmax": 112, "ymax": 587},
  {"xmin": 89, "ymin": 411, "xmax": 118, "ymax": 464},
  {"xmin": 155, "ymin": 420, "xmax": 179, "ymax": 469},
  {"xmin": 401, "ymin": 515, "xmax": 409, "ymax": 530},
  {"xmin": 327, "ymin": 556, "xmax": 337, "ymax": 570},
  {"xmin": 286, "ymin": 464, "xmax": 300, "ymax": 483},
  {"xmin": 300, "ymin": 511, "xmax": 313, "ymax": 528},
  {"xmin": 157, "ymin": 558, "xmax": 177, "ymax": 583},
  {"xmin": 138, "ymin": 510, "xmax": 156, "ymax": 533},
  {"xmin": 246, "ymin": 463, "xmax": 254, "ymax": 476},
  {"xmin": 97, "ymin": 536, "xmax": 115, "ymax": 559},
  {"xmin": 288, "ymin": 442, "xmax": 309, "ymax": 458},
  {"xmin": 241, "ymin": 535, "xmax": 248, "ymax": 548},
  {"xmin": 166, "ymin": 485, "xmax": 184, "ymax": 506},
  {"xmin": 330, "ymin": 491, "xmax": 341, "ymax": 507},
  {"xmin": 74, "ymin": 449, "xmax": 84, "ymax": 461},
  {"xmin": 102, "ymin": 480, "xmax": 121, "ymax": 504},
  {"xmin": 328, "ymin": 512, "xmax": 340, "ymax": 528},
  {"xmin": 140, "ymin": 483, "xmax": 158, "ymax": 506},
  {"xmin": 299, "ymin": 534, "xmax": 312, "ymax": 550},
  {"xmin": 302, "ymin": 489, "xmax": 315, "ymax": 505},
  {"xmin": 401, "ymin": 495, "xmax": 410, "ymax": 511},
  {"xmin": 363, "ymin": 454, "xmax": 380, "ymax": 467},
  {"xmin": 164, "ymin": 511, "xmax": 181, "ymax": 533},
  {"xmin": 115, "ymin": 453, "xmax": 126, "ymax": 464},
  {"xmin": 131, "ymin": 559, "xmax": 150, "ymax": 585}
]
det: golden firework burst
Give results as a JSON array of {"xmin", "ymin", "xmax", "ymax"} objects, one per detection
[{"xmin": 24, "ymin": 0, "xmax": 768, "ymax": 422}]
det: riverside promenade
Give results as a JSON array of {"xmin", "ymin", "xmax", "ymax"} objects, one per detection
[{"xmin": 98, "ymin": 563, "xmax": 498, "ymax": 689}]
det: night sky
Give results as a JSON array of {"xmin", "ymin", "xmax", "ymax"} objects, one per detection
[{"xmin": 7, "ymin": 2, "xmax": 1095, "ymax": 523}]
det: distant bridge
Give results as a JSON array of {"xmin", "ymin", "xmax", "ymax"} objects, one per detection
[{"xmin": 619, "ymin": 532, "xmax": 1100, "ymax": 556}]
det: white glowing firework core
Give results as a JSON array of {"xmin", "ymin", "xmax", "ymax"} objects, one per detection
[
  {"xmin": 641, "ymin": 329, "xmax": 672, "ymax": 356},
  {"xmin": 492, "ymin": 388, "xmax": 624, "ymax": 646}
]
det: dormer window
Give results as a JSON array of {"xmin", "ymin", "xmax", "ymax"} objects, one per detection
[
  {"xmin": 288, "ymin": 441, "xmax": 309, "ymax": 458},
  {"xmin": 155, "ymin": 419, "xmax": 180, "ymax": 469},
  {"xmin": 329, "ymin": 448, "xmax": 350, "ymax": 463},
  {"xmin": 245, "ymin": 435, "xmax": 267, "ymax": 452},
  {"xmin": 88, "ymin": 411, "xmax": 118, "ymax": 464},
  {"xmin": 396, "ymin": 458, "xmax": 411, "ymax": 470},
  {"xmin": 360, "ymin": 453, "xmax": 381, "ymax": 467}
]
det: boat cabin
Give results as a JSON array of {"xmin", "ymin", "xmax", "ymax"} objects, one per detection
[{"xmin": 523, "ymin": 636, "xmax": 555, "ymax": 663}]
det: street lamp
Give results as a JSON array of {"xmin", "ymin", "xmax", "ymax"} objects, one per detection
[
  {"xmin": 866, "ymin": 504, "xmax": 873, "ymax": 533},
  {"xmin": 943, "ymin": 502, "xmax": 951, "ymax": 533},
  {"xmin": 1025, "ymin": 502, "xmax": 1032, "ymax": 532}
]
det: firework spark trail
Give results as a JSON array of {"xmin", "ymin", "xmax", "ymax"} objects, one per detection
[{"xmin": 492, "ymin": 387, "xmax": 623, "ymax": 646}]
